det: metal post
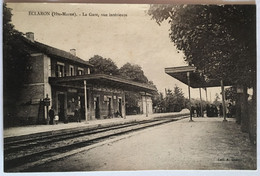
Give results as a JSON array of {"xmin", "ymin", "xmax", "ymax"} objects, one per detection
[
  {"xmin": 205, "ymin": 87, "xmax": 208, "ymax": 102},
  {"xmin": 187, "ymin": 72, "xmax": 193, "ymax": 122},
  {"xmin": 44, "ymin": 94, "xmax": 50, "ymax": 125},
  {"xmin": 84, "ymin": 80, "xmax": 88, "ymax": 123},
  {"xmin": 221, "ymin": 79, "xmax": 227, "ymax": 122},
  {"xmin": 145, "ymin": 92, "xmax": 148, "ymax": 117},
  {"xmin": 199, "ymin": 88, "xmax": 203, "ymax": 117}
]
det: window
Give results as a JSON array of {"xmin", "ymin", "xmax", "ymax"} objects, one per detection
[
  {"xmin": 55, "ymin": 62, "xmax": 65, "ymax": 77},
  {"xmin": 69, "ymin": 65, "xmax": 75, "ymax": 76},
  {"xmin": 78, "ymin": 67, "xmax": 84, "ymax": 75}
]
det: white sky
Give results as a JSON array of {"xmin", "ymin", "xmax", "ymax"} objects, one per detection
[{"xmin": 7, "ymin": 3, "xmax": 222, "ymax": 101}]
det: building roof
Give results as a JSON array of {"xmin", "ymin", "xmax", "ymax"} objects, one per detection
[
  {"xmin": 165, "ymin": 66, "xmax": 231, "ymax": 88},
  {"xmin": 49, "ymin": 74, "xmax": 157, "ymax": 93},
  {"xmin": 22, "ymin": 36, "xmax": 93, "ymax": 67}
]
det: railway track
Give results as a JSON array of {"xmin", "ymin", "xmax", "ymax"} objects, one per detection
[{"xmin": 4, "ymin": 115, "xmax": 188, "ymax": 172}]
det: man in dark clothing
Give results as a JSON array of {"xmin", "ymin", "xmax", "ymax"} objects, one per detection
[
  {"xmin": 75, "ymin": 107, "xmax": 80, "ymax": 122},
  {"xmin": 196, "ymin": 104, "xmax": 201, "ymax": 117},
  {"xmin": 191, "ymin": 106, "xmax": 195, "ymax": 117},
  {"xmin": 49, "ymin": 107, "xmax": 55, "ymax": 125},
  {"xmin": 219, "ymin": 103, "xmax": 223, "ymax": 117},
  {"xmin": 213, "ymin": 105, "xmax": 218, "ymax": 117},
  {"xmin": 206, "ymin": 104, "xmax": 210, "ymax": 117}
]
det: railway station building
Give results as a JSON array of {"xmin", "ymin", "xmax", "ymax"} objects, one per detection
[{"xmin": 5, "ymin": 32, "xmax": 156, "ymax": 126}]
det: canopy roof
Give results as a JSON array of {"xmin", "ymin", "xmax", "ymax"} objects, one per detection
[
  {"xmin": 49, "ymin": 74, "xmax": 157, "ymax": 93},
  {"xmin": 165, "ymin": 66, "xmax": 231, "ymax": 88}
]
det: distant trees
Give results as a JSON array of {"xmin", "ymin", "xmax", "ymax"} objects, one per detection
[
  {"xmin": 119, "ymin": 63, "xmax": 149, "ymax": 83},
  {"xmin": 173, "ymin": 86, "xmax": 186, "ymax": 111},
  {"xmin": 213, "ymin": 93, "xmax": 220, "ymax": 106},
  {"xmin": 153, "ymin": 86, "xmax": 187, "ymax": 113},
  {"xmin": 164, "ymin": 86, "xmax": 186, "ymax": 112},
  {"xmin": 89, "ymin": 55, "xmax": 119, "ymax": 75}
]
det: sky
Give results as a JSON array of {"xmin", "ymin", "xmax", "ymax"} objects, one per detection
[{"xmin": 7, "ymin": 3, "xmax": 223, "ymax": 101}]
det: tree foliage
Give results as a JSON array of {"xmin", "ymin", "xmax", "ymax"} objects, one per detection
[
  {"xmin": 119, "ymin": 63, "xmax": 149, "ymax": 84},
  {"xmin": 148, "ymin": 5, "xmax": 256, "ymax": 87},
  {"xmin": 163, "ymin": 86, "xmax": 186, "ymax": 112},
  {"xmin": 3, "ymin": 4, "xmax": 29, "ymax": 106},
  {"xmin": 89, "ymin": 55, "xmax": 119, "ymax": 75},
  {"xmin": 213, "ymin": 93, "xmax": 221, "ymax": 106},
  {"xmin": 225, "ymin": 86, "xmax": 237, "ymax": 103}
]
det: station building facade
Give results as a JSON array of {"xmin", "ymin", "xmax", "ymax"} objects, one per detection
[{"xmin": 7, "ymin": 32, "xmax": 155, "ymax": 125}]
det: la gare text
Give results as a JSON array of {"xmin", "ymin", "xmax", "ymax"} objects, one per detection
[{"xmin": 28, "ymin": 11, "xmax": 127, "ymax": 17}]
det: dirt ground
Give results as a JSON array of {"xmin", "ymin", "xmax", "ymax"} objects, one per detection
[{"xmin": 26, "ymin": 117, "xmax": 256, "ymax": 172}]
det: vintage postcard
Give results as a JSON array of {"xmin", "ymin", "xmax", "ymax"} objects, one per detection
[{"xmin": 2, "ymin": 1, "xmax": 257, "ymax": 175}]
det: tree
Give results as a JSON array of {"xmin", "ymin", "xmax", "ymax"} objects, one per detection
[
  {"xmin": 173, "ymin": 85, "xmax": 185, "ymax": 111},
  {"xmin": 148, "ymin": 4, "xmax": 256, "ymax": 142},
  {"xmin": 225, "ymin": 86, "xmax": 237, "ymax": 103},
  {"xmin": 3, "ymin": 3, "xmax": 29, "ymax": 123},
  {"xmin": 164, "ymin": 89, "xmax": 175, "ymax": 112},
  {"xmin": 119, "ymin": 63, "xmax": 149, "ymax": 83},
  {"xmin": 164, "ymin": 86, "xmax": 186, "ymax": 112},
  {"xmin": 148, "ymin": 5, "xmax": 256, "ymax": 88},
  {"xmin": 89, "ymin": 55, "xmax": 119, "ymax": 75},
  {"xmin": 213, "ymin": 93, "xmax": 220, "ymax": 106}
]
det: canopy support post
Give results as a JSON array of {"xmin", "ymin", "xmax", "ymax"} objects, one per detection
[
  {"xmin": 187, "ymin": 72, "xmax": 193, "ymax": 122},
  {"xmin": 145, "ymin": 92, "xmax": 148, "ymax": 117}
]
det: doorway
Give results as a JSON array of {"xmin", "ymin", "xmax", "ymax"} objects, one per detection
[
  {"xmin": 94, "ymin": 97, "xmax": 100, "ymax": 119},
  {"xmin": 118, "ymin": 98, "xmax": 122, "ymax": 115},
  {"xmin": 79, "ymin": 95, "xmax": 85, "ymax": 120},
  {"xmin": 108, "ymin": 97, "xmax": 112, "ymax": 117},
  {"xmin": 58, "ymin": 94, "xmax": 65, "ymax": 122}
]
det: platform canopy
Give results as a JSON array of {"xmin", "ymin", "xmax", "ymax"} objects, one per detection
[
  {"xmin": 49, "ymin": 74, "xmax": 157, "ymax": 93},
  {"xmin": 165, "ymin": 66, "xmax": 231, "ymax": 88}
]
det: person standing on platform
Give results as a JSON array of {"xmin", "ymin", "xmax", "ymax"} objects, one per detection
[
  {"xmin": 191, "ymin": 106, "xmax": 195, "ymax": 117},
  {"xmin": 74, "ymin": 106, "xmax": 81, "ymax": 123},
  {"xmin": 209, "ymin": 104, "xmax": 214, "ymax": 117},
  {"xmin": 49, "ymin": 106, "xmax": 55, "ymax": 125},
  {"xmin": 227, "ymin": 103, "xmax": 233, "ymax": 118},
  {"xmin": 219, "ymin": 103, "xmax": 223, "ymax": 117},
  {"xmin": 196, "ymin": 104, "xmax": 201, "ymax": 117},
  {"xmin": 206, "ymin": 104, "xmax": 210, "ymax": 117},
  {"xmin": 213, "ymin": 105, "xmax": 218, "ymax": 117}
]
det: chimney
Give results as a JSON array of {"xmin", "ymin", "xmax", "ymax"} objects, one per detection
[
  {"xmin": 26, "ymin": 32, "xmax": 34, "ymax": 42},
  {"xmin": 70, "ymin": 49, "xmax": 76, "ymax": 56}
]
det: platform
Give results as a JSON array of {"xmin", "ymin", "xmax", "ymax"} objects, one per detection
[{"xmin": 4, "ymin": 111, "xmax": 189, "ymax": 139}]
